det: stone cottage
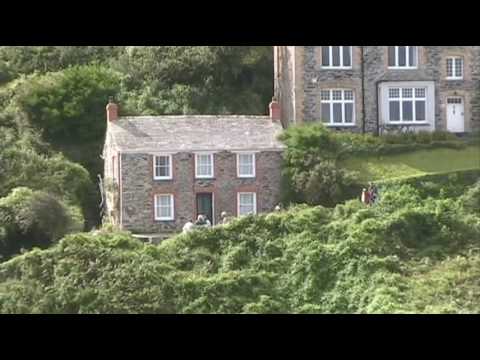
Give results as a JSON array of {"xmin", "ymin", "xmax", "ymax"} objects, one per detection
[
  {"xmin": 274, "ymin": 46, "xmax": 480, "ymax": 133},
  {"xmin": 102, "ymin": 100, "xmax": 284, "ymax": 238}
]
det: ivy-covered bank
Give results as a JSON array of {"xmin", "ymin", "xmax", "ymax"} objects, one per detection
[{"xmin": 0, "ymin": 180, "xmax": 479, "ymax": 314}]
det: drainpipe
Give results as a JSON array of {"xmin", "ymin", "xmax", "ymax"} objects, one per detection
[
  {"xmin": 360, "ymin": 46, "xmax": 367, "ymax": 134},
  {"xmin": 376, "ymin": 81, "xmax": 381, "ymax": 136}
]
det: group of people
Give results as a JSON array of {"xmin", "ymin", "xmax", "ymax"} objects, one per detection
[
  {"xmin": 182, "ymin": 211, "xmax": 231, "ymax": 233},
  {"xmin": 361, "ymin": 182, "xmax": 379, "ymax": 206},
  {"xmin": 182, "ymin": 204, "xmax": 285, "ymax": 234}
]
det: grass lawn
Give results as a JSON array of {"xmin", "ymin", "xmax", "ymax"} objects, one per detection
[{"xmin": 342, "ymin": 145, "xmax": 480, "ymax": 182}]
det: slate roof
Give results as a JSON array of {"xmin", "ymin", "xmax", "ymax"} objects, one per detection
[{"xmin": 108, "ymin": 115, "xmax": 285, "ymax": 152}]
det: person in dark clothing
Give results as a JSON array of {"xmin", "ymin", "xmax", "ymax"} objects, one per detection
[{"xmin": 368, "ymin": 182, "xmax": 379, "ymax": 205}]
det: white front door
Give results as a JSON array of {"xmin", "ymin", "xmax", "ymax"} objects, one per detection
[{"xmin": 447, "ymin": 97, "xmax": 464, "ymax": 133}]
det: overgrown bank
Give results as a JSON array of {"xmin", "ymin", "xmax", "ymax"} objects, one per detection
[{"xmin": 0, "ymin": 180, "xmax": 479, "ymax": 314}]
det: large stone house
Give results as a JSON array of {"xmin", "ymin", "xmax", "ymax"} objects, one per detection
[
  {"xmin": 274, "ymin": 46, "xmax": 480, "ymax": 133},
  {"xmin": 102, "ymin": 100, "xmax": 284, "ymax": 238}
]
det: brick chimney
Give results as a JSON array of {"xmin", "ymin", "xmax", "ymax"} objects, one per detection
[
  {"xmin": 106, "ymin": 97, "xmax": 118, "ymax": 122},
  {"xmin": 269, "ymin": 97, "xmax": 281, "ymax": 122}
]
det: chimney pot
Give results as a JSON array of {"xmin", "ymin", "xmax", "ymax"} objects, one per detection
[{"xmin": 269, "ymin": 98, "xmax": 281, "ymax": 122}]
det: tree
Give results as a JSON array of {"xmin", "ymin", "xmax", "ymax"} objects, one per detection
[
  {"xmin": 0, "ymin": 187, "xmax": 83, "ymax": 259},
  {"xmin": 15, "ymin": 65, "xmax": 121, "ymax": 144},
  {"xmin": 279, "ymin": 123, "xmax": 359, "ymax": 206},
  {"xmin": 113, "ymin": 46, "xmax": 273, "ymax": 115}
]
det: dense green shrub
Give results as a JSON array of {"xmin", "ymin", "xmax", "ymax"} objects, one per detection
[
  {"xmin": 0, "ymin": 187, "xmax": 83, "ymax": 259},
  {"xmin": 14, "ymin": 65, "xmax": 121, "ymax": 145},
  {"xmin": 0, "ymin": 46, "xmax": 123, "ymax": 81},
  {"xmin": 0, "ymin": 183, "xmax": 479, "ymax": 314},
  {"xmin": 279, "ymin": 124, "xmax": 361, "ymax": 206}
]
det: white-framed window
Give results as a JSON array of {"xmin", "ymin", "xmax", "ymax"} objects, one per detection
[
  {"xmin": 237, "ymin": 153, "xmax": 256, "ymax": 178},
  {"xmin": 195, "ymin": 153, "xmax": 214, "ymax": 178},
  {"xmin": 153, "ymin": 154, "xmax": 172, "ymax": 180},
  {"xmin": 237, "ymin": 192, "xmax": 257, "ymax": 216},
  {"xmin": 388, "ymin": 46, "xmax": 418, "ymax": 68},
  {"xmin": 388, "ymin": 87, "xmax": 427, "ymax": 123},
  {"xmin": 320, "ymin": 89, "xmax": 355, "ymax": 125},
  {"xmin": 321, "ymin": 46, "xmax": 352, "ymax": 69},
  {"xmin": 154, "ymin": 194, "xmax": 174, "ymax": 221},
  {"xmin": 446, "ymin": 56, "xmax": 463, "ymax": 80}
]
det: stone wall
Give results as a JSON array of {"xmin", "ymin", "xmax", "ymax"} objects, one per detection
[{"xmin": 120, "ymin": 150, "xmax": 283, "ymax": 235}]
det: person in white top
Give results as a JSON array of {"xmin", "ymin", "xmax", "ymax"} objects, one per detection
[
  {"xmin": 182, "ymin": 220, "xmax": 195, "ymax": 233},
  {"xmin": 195, "ymin": 214, "xmax": 211, "ymax": 228}
]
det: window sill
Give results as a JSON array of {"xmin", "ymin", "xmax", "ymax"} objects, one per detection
[
  {"xmin": 238, "ymin": 175, "xmax": 256, "ymax": 179},
  {"xmin": 446, "ymin": 78, "xmax": 464, "ymax": 81},
  {"xmin": 321, "ymin": 67, "xmax": 353, "ymax": 70},
  {"xmin": 388, "ymin": 67, "xmax": 418, "ymax": 70},
  {"xmin": 154, "ymin": 218, "xmax": 175, "ymax": 222},
  {"xmin": 386, "ymin": 122, "xmax": 430, "ymax": 126},
  {"xmin": 153, "ymin": 177, "xmax": 173, "ymax": 181},
  {"xmin": 325, "ymin": 123, "xmax": 356, "ymax": 127},
  {"xmin": 195, "ymin": 177, "xmax": 215, "ymax": 180}
]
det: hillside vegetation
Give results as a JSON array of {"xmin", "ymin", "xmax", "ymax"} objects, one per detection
[
  {"xmin": 0, "ymin": 180, "xmax": 479, "ymax": 314},
  {"xmin": 1, "ymin": 47, "xmax": 479, "ymax": 314}
]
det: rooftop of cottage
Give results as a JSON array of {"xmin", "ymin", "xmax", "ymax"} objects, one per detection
[{"xmin": 107, "ymin": 115, "xmax": 285, "ymax": 153}]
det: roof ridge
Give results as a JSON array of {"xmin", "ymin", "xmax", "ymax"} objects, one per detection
[{"xmin": 118, "ymin": 115, "xmax": 271, "ymax": 119}]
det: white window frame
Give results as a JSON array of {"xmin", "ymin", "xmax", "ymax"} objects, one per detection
[
  {"xmin": 195, "ymin": 153, "xmax": 214, "ymax": 179},
  {"xmin": 320, "ymin": 89, "xmax": 356, "ymax": 126},
  {"xmin": 387, "ymin": 87, "xmax": 428, "ymax": 124},
  {"xmin": 153, "ymin": 154, "xmax": 173, "ymax": 180},
  {"xmin": 237, "ymin": 192, "xmax": 257, "ymax": 216},
  {"xmin": 388, "ymin": 46, "xmax": 418, "ymax": 69},
  {"xmin": 446, "ymin": 56, "xmax": 464, "ymax": 80},
  {"xmin": 236, "ymin": 152, "xmax": 256, "ymax": 178},
  {"xmin": 321, "ymin": 46, "xmax": 353, "ymax": 69},
  {"xmin": 154, "ymin": 194, "xmax": 175, "ymax": 221}
]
